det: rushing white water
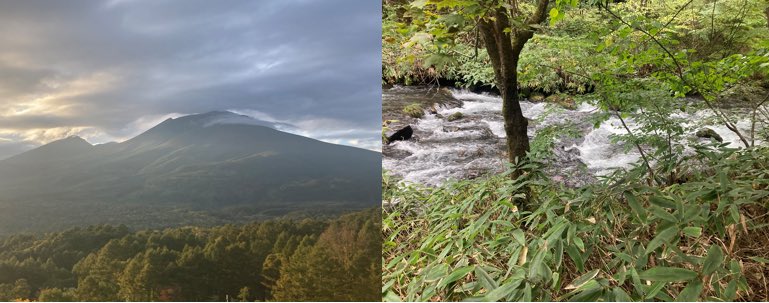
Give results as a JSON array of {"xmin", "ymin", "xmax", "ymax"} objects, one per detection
[
  {"xmin": 572, "ymin": 117, "xmax": 639, "ymax": 175},
  {"xmin": 383, "ymin": 88, "xmax": 764, "ymax": 186}
]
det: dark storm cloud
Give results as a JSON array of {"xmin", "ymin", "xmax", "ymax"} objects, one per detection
[{"xmin": 0, "ymin": 0, "xmax": 381, "ymax": 159}]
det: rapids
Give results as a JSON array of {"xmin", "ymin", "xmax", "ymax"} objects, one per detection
[{"xmin": 383, "ymin": 86, "xmax": 761, "ymax": 186}]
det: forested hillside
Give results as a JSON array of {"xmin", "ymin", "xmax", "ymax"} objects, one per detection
[
  {"xmin": 0, "ymin": 209, "xmax": 380, "ymax": 302},
  {"xmin": 383, "ymin": 0, "xmax": 769, "ymax": 301}
]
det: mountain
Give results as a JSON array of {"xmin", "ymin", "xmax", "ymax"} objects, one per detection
[{"xmin": 0, "ymin": 111, "xmax": 381, "ymax": 234}]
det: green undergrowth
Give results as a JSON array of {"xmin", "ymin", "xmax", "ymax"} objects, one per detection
[{"xmin": 383, "ymin": 146, "xmax": 769, "ymax": 301}]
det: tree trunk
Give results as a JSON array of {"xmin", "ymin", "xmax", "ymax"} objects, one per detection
[
  {"xmin": 478, "ymin": 1, "xmax": 549, "ymax": 173},
  {"xmin": 479, "ymin": 12, "xmax": 530, "ymax": 168},
  {"xmin": 500, "ymin": 69, "xmax": 530, "ymax": 165}
]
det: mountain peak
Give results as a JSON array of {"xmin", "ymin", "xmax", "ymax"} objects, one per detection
[
  {"xmin": 45, "ymin": 135, "xmax": 92, "ymax": 148},
  {"xmin": 3, "ymin": 135, "xmax": 92, "ymax": 164},
  {"xmin": 185, "ymin": 110, "xmax": 241, "ymax": 120},
  {"xmin": 60, "ymin": 135, "xmax": 89, "ymax": 143},
  {"xmin": 172, "ymin": 110, "xmax": 281, "ymax": 129},
  {"xmin": 201, "ymin": 110, "xmax": 238, "ymax": 116}
]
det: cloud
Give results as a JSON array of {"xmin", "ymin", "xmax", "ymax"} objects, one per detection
[{"xmin": 0, "ymin": 0, "xmax": 381, "ymax": 159}]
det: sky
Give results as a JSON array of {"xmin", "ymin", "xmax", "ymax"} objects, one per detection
[{"xmin": 0, "ymin": 0, "xmax": 382, "ymax": 159}]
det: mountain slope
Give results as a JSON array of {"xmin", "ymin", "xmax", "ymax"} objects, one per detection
[{"xmin": 0, "ymin": 111, "xmax": 381, "ymax": 233}]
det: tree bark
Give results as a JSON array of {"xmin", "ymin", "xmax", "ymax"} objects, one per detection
[{"xmin": 478, "ymin": 0, "xmax": 550, "ymax": 173}]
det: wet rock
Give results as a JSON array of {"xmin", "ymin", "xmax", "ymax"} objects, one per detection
[
  {"xmin": 530, "ymin": 93, "xmax": 545, "ymax": 102},
  {"xmin": 717, "ymin": 85, "xmax": 768, "ymax": 109},
  {"xmin": 438, "ymin": 87, "xmax": 455, "ymax": 98},
  {"xmin": 403, "ymin": 103, "xmax": 424, "ymax": 118},
  {"xmin": 466, "ymin": 170, "xmax": 483, "ymax": 179},
  {"xmin": 428, "ymin": 104, "xmax": 440, "ymax": 115},
  {"xmin": 387, "ymin": 125, "xmax": 414, "ymax": 144},
  {"xmin": 447, "ymin": 112, "xmax": 464, "ymax": 121},
  {"xmin": 696, "ymin": 128, "xmax": 723, "ymax": 142},
  {"xmin": 443, "ymin": 126, "xmax": 461, "ymax": 132},
  {"xmin": 545, "ymin": 94, "xmax": 577, "ymax": 110}
]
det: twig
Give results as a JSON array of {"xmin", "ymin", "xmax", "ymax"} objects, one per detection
[
  {"xmin": 615, "ymin": 111, "xmax": 656, "ymax": 185},
  {"xmin": 601, "ymin": 2, "xmax": 752, "ymax": 148}
]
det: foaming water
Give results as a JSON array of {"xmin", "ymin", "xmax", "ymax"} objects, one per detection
[
  {"xmin": 573, "ymin": 117, "xmax": 639, "ymax": 175},
  {"xmin": 383, "ymin": 88, "xmax": 599, "ymax": 186},
  {"xmin": 383, "ymin": 87, "xmax": 765, "ymax": 186}
]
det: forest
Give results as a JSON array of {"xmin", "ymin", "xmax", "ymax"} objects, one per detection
[
  {"xmin": 0, "ymin": 208, "xmax": 380, "ymax": 302},
  {"xmin": 383, "ymin": 0, "xmax": 769, "ymax": 301}
]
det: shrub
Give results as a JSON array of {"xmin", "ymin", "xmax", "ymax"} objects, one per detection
[{"xmin": 383, "ymin": 146, "xmax": 769, "ymax": 301}]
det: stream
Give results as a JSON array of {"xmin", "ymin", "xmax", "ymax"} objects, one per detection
[{"xmin": 382, "ymin": 86, "xmax": 762, "ymax": 186}]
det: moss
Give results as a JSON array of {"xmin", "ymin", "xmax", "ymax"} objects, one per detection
[
  {"xmin": 544, "ymin": 94, "xmax": 577, "ymax": 110},
  {"xmin": 447, "ymin": 112, "xmax": 463, "ymax": 121},
  {"xmin": 402, "ymin": 103, "xmax": 424, "ymax": 118},
  {"xmin": 529, "ymin": 93, "xmax": 546, "ymax": 102},
  {"xmin": 696, "ymin": 128, "xmax": 724, "ymax": 142}
]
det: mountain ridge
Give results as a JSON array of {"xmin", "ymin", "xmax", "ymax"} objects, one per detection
[{"xmin": 0, "ymin": 111, "xmax": 381, "ymax": 234}]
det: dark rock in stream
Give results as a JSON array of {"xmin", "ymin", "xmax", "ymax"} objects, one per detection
[{"xmin": 387, "ymin": 125, "xmax": 414, "ymax": 144}]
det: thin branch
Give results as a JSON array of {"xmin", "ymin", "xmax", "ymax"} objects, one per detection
[
  {"xmin": 616, "ymin": 111, "xmax": 656, "ymax": 185},
  {"xmin": 751, "ymin": 92, "xmax": 769, "ymax": 146},
  {"xmin": 601, "ymin": 3, "xmax": 752, "ymax": 148}
]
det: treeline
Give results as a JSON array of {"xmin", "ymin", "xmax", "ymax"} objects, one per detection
[
  {"xmin": 0, "ymin": 208, "xmax": 381, "ymax": 302},
  {"xmin": 384, "ymin": 0, "xmax": 769, "ymax": 94}
]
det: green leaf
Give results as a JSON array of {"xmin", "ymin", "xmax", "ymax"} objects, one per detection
[
  {"xmin": 383, "ymin": 291, "xmax": 402, "ymax": 302},
  {"xmin": 424, "ymin": 264, "xmax": 449, "ymax": 282},
  {"xmin": 475, "ymin": 266, "xmax": 498, "ymax": 290},
  {"xmin": 702, "ymin": 244, "xmax": 724, "ymax": 276},
  {"xmin": 564, "ymin": 269, "xmax": 600, "ymax": 290},
  {"xmin": 682, "ymin": 226, "xmax": 702, "ymax": 238},
  {"xmin": 644, "ymin": 281, "xmax": 666, "ymax": 299},
  {"xmin": 566, "ymin": 245, "xmax": 585, "ymax": 272},
  {"xmin": 612, "ymin": 287, "xmax": 632, "ymax": 301},
  {"xmin": 719, "ymin": 171, "xmax": 730, "ymax": 192},
  {"xmin": 650, "ymin": 205, "xmax": 678, "ymax": 223},
  {"xmin": 482, "ymin": 278, "xmax": 523, "ymax": 302},
  {"xmin": 553, "ymin": 239, "xmax": 564, "ymax": 270},
  {"xmin": 424, "ymin": 53, "xmax": 453, "ymax": 69},
  {"xmin": 523, "ymin": 282, "xmax": 532, "ymax": 301},
  {"xmin": 676, "ymin": 280, "xmax": 703, "ymax": 301},
  {"xmin": 724, "ymin": 279, "xmax": 737, "ymax": 300},
  {"xmin": 645, "ymin": 226, "xmax": 678, "ymax": 254},
  {"xmin": 437, "ymin": 266, "xmax": 474, "ymax": 289},
  {"xmin": 649, "ymin": 196, "xmax": 677, "ymax": 209},
  {"xmin": 410, "ymin": 0, "xmax": 427, "ymax": 8},
  {"xmin": 639, "ymin": 267, "xmax": 698, "ymax": 282},
  {"xmin": 625, "ymin": 192, "xmax": 646, "ymax": 221},
  {"xmin": 569, "ymin": 285, "xmax": 603, "ymax": 302},
  {"xmin": 512, "ymin": 229, "xmax": 526, "ymax": 246},
  {"xmin": 729, "ymin": 204, "xmax": 740, "ymax": 224},
  {"xmin": 573, "ymin": 236, "xmax": 585, "ymax": 252},
  {"xmin": 528, "ymin": 247, "xmax": 551, "ymax": 284},
  {"xmin": 549, "ymin": 8, "xmax": 559, "ymax": 19},
  {"xmin": 749, "ymin": 256, "xmax": 769, "ymax": 263}
]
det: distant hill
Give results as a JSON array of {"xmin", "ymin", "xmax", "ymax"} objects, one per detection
[{"xmin": 0, "ymin": 111, "xmax": 381, "ymax": 233}]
